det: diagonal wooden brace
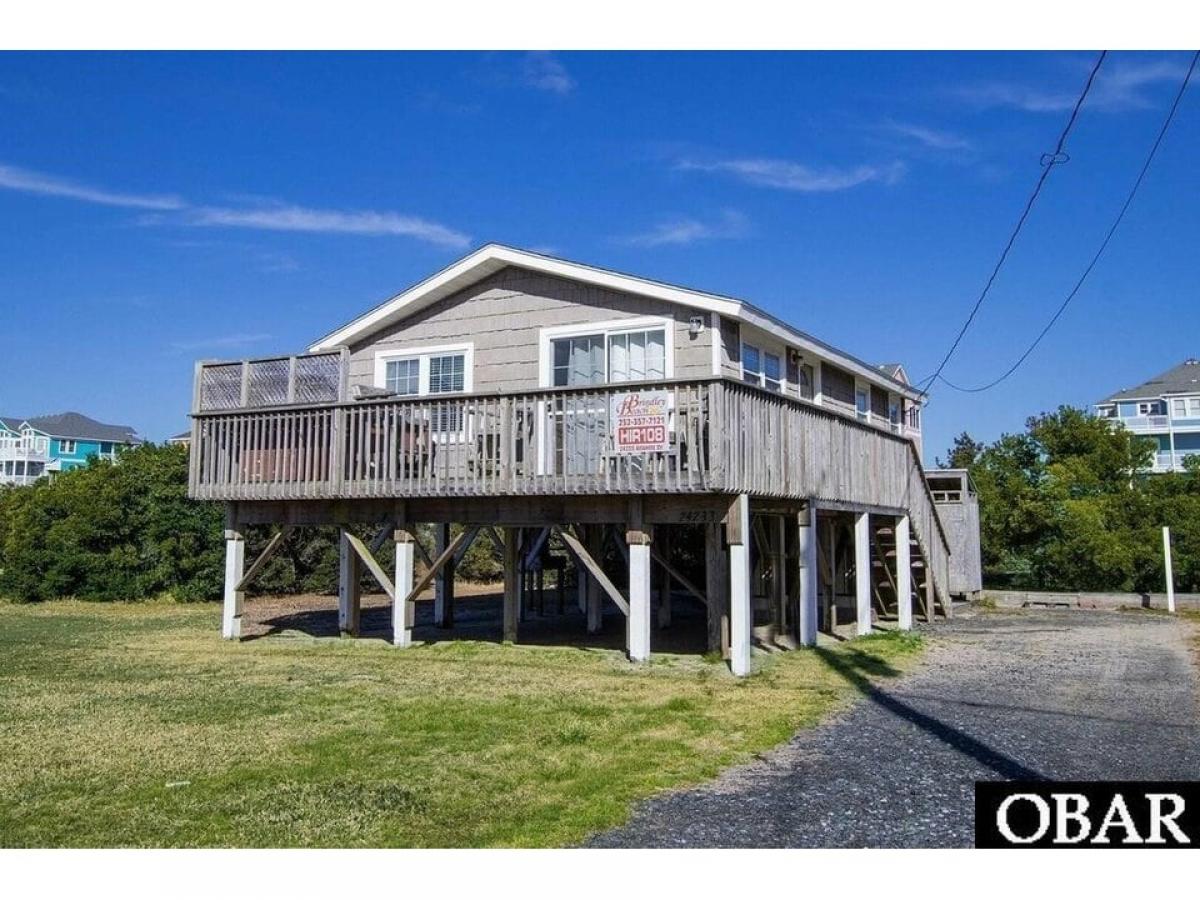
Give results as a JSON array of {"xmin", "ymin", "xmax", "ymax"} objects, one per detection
[
  {"xmin": 405, "ymin": 528, "xmax": 470, "ymax": 606},
  {"xmin": 555, "ymin": 526, "xmax": 629, "ymax": 616},
  {"xmin": 235, "ymin": 525, "xmax": 294, "ymax": 592},
  {"xmin": 344, "ymin": 532, "xmax": 397, "ymax": 600},
  {"xmin": 649, "ymin": 545, "xmax": 707, "ymax": 608}
]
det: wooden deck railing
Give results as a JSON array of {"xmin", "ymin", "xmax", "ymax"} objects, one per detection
[
  {"xmin": 187, "ymin": 370, "xmax": 950, "ymax": 604},
  {"xmin": 189, "ymin": 378, "xmax": 715, "ymax": 501}
]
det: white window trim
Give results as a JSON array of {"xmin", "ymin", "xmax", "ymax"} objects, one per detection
[
  {"xmin": 60, "ymin": 439, "xmax": 77, "ymax": 455},
  {"xmin": 373, "ymin": 342, "xmax": 475, "ymax": 396},
  {"xmin": 737, "ymin": 325, "xmax": 792, "ymax": 395},
  {"xmin": 537, "ymin": 316, "xmax": 675, "ymax": 388},
  {"xmin": 854, "ymin": 383, "xmax": 871, "ymax": 421}
]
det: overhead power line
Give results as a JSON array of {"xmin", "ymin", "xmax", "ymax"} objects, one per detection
[
  {"xmin": 938, "ymin": 49, "xmax": 1200, "ymax": 395},
  {"xmin": 916, "ymin": 50, "xmax": 1108, "ymax": 394}
]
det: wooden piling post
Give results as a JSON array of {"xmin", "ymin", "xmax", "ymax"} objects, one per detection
[
  {"xmin": 727, "ymin": 494, "xmax": 752, "ymax": 676},
  {"xmin": 704, "ymin": 521, "xmax": 727, "ymax": 655},
  {"xmin": 656, "ymin": 526, "xmax": 672, "ymax": 629},
  {"xmin": 854, "ymin": 512, "xmax": 872, "ymax": 637},
  {"xmin": 627, "ymin": 525, "xmax": 652, "ymax": 663},
  {"xmin": 222, "ymin": 509, "xmax": 245, "ymax": 640},
  {"xmin": 338, "ymin": 529, "xmax": 362, "ymax": 637},
  {"xmin": 434, "ymin": 522, "xmax": 455, "ymax": 628},
  {"xmin": 503, "ymin": 527, "xmax": 519, "ymax": 642},
  {"xmin": 586, "ymin": 526, "xmax": 604, "ymax": 634},
  {"xmin": 896, "ymin": 514, "xmax": 913, "ymax": 631},
  {"xmin": 797, "ymin": 503, "xmax": 818, "ymax": 647},
  {"xmin": 393, "ymin": 527, "xmax": 416, "ymax": 647}
]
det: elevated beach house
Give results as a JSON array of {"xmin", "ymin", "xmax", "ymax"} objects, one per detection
[
  {"xmin": 188, "ymin": 245, "xmax": 952, "ymax": 674},
  {"xmin": 1095, "ymin": 358, "xmax": 1200, "ymax": 474},
  {"xmin": 0, "ymin": 412, "xmax": 141, "ymax": 487}
]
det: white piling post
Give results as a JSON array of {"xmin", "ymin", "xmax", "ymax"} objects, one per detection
[
  {"xmin": 222, "ymin": 523, "xmax": 245, "ymax": 640},
  {"xmin": 627, "ymin": 528, "xmax": 652, "ymax": 663},
  {"xmin": 393, "ymin": 528, "xmax": 416, "ymax": 647},
  {"xmin": 1163, "ymin": 526, "xmax": 1176, "ymax": 614},
  {"xmin": 797, "ymin": 504, "xmax": 819, "ymax": 647},
  {"xmin": 728, "ymin": 494, "xmax": 752, "ymax": 676},
  {"xmin": 896, "ymin": 515, "xmax": 913, "ymax": 631},
  {"xmin": 854, "ymin": 512, "xmax": 872, "ymax": 636}
]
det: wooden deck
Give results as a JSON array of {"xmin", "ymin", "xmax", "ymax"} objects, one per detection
[{"xmin": 188, "ymin": 358, "xmax": 951, "ymax": 608}]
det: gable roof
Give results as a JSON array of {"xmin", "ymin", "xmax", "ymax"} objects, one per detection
[
  {"xmin": 1102, "ymin": 358, "xmax": 1200, "ymax": 403},
  {"xmin": 0, "ymin": 416, "xmax": 25, "ymax": 434},
  {"xmin": 876, "ymin": 363, "xmax": 909, "ymax": 384},
  {"xmin": 0, "ymin": 412, "xmax": 142, "ymax": 444},
  {"xmin": 308, "ymin": 244, "xmax": 923, "ymax": 401}
]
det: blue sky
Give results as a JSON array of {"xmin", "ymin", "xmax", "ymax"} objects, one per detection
[{"xmin": 1, "ymin": 51, "xmax": 1196, "ymax": 460}]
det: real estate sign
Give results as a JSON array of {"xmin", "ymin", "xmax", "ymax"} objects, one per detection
[{"xmin": 610, "ymin": 390, "xmax": 669, "ymax": 454}]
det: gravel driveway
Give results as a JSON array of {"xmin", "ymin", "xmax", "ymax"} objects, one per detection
[{"xmin": 587, "ymin": 609, "xmax": 1200, "ymax": 847}]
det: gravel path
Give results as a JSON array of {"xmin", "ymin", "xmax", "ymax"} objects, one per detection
[{"xmin": 587, "ymin": 609, "xmax": 1200, "ymax": 847}]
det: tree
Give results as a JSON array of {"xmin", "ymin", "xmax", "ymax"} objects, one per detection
[
  {"xmin": 937, "ymin": 432, "xmax": 985, "ymax": 469},
  {"xmin": 942, "ymin": 406, "xmax": 1193, "ymax": 592}
]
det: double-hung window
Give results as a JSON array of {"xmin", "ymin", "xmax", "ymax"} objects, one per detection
[
  {"xmin": 855, "ymin": 388, "xmax": 870, "ymax": 421},
  {"xmin": 428, "ymin": 354, "xmax": 466, "ymax": 431},
  {"xmin": 608, "ymin": 329, "xmax": 666, "ymax": 383},
  {"xmin": 552, "ymin": 335, "xmax": 605, "ymax": 387},
  {"xmin": 741, "ymin": 343, "xmax": 782, "ymax": 392},
  {"xmin": 384, "ymin": 358, "xmax": 420, "ymax": 396},
  {"xmin": 60, "ymin": 439, "xmax": 77, "ymax": 455},
  {"xmin": 375, "ymin": 345, "xmax": 472, "ymax": 434}
]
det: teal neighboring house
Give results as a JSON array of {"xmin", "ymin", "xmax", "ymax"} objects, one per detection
[{"xmin": 0, "ymin": 412, "xmax": 142, "ymax": 487}]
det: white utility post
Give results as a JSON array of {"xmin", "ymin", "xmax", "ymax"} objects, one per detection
[
  {"xmin": 896, "ymin": 515, "xmax": 913, "ymax": 631},
  {"xmin": 854, "ymin": 512, "xmax": 872, "ymax": 636},
  {"xmin": 1163, "ymin": 526, "xmax": 1176, "ymax": 614}
]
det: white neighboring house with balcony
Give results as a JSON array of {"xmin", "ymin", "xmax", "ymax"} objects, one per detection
[{"xmin": 1095, "ymin": 358, "xmax": 1200, "ymax": 473}]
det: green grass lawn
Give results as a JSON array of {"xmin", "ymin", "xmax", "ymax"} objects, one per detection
[{"xmin": 0, "ymin": 600, "xmax": 923, "ymax": 847}]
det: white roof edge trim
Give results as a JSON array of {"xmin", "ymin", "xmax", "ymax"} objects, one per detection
[{"xmin": 308, "ymin": 243, "xmax": 922, "ymax": 401}]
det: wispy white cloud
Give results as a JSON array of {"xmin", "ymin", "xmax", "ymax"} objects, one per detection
[
  {"xmin": 881, "ymin": 120, "xmax": 973, "ymax": 151},
  {"xmin": 180, "ymin": 204, "xmax": 470, "ymax": 248},
  {"xmin": 955, "ymin": 57, "xmax": 1188, "ymax": 113},
  {"xmin": 0, "ymin": 160, "xmax": 470, "ymax": 249},
  {"xmin": 522, "ymin": 52, "xmax": 575, "ymax": 95},
  {"xmin": 677, "ymin": 156, "xmax": 906, "ymax": 192},
  {"xmin": 620, "ymin": 210, "xmax": 750, "ymax": 247},
  {"xmin": 0, "ymin": 161, "xmax": 185, "ymax": 210},
  {"xmin": 170, "ymin": 332, "xmax": 273, "ymax": 351}
]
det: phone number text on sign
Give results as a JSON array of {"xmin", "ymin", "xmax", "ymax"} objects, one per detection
[{"xmin": 610, "ymin": 391, "xmax": 670, "ymax": 454}]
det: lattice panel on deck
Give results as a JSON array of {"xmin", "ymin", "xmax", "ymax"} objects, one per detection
[
  {"xmin": 246, "ymin": 358, "xmax": 291, "ymax": 407},
  {"xmin": 293, "ymin": 353, "xmax": 341, "ymax": 404},
  {"xmin": 198, "ymin": 363, "xmax": 244, "ymax": 411}
]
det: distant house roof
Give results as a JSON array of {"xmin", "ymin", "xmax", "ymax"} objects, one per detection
[
  {"xmin": 168, "ymin": 430, "xmax": 191, "ymax": 442},
  {"xmin": 307, "ymin": 244, "xmax": 924, "ymax": 401},
  {"xmin": 0, "ymin": 412, "xmax": 141, "ymax": 443},
  {"xmin": 876, "ymin": 363, "xmax": 909, "ymax": 384},
  {"xmin": 1102, "ymin": 358, "xmax": 1200, "ymax": 402}
]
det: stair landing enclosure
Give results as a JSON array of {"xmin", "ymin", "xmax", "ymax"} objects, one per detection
[{"xmin": 188, "ymin": 245, "xmax": 957, "ymax": 674}]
